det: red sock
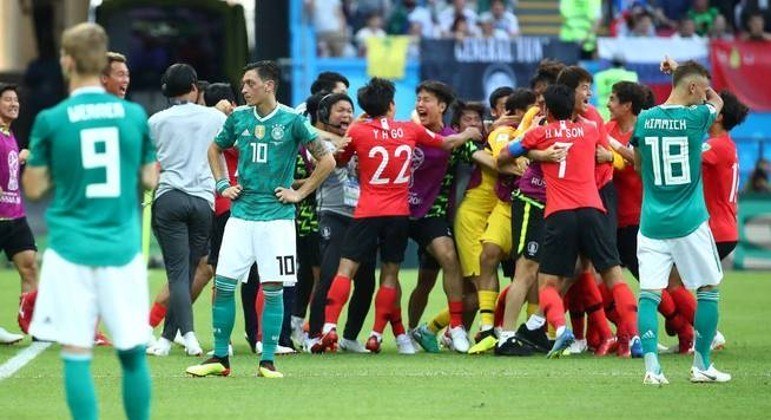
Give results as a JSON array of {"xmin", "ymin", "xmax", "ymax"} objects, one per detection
[
  {"xmin": 373, "ymin": 286, "xmax": 397, "ymax": 334},
  {"xmin": 565, "ymin": 282, "xmax": 585, "ymax": 339},
  {"xmin": 669, "ymin": 286, "xmax": 696, "ymax": 325},
  {"xmin": 539, "ymin": 286, "xmax": 565, "ymax": 330},
  {"xmin": 390, "ymin": 305, "xmax": 406, "ymax": 337},
  {"xmin": 660, "ymin": 290, "xmax": 690, "ymax": 337},
  {"xmin": 256, "ymin": 288, "xmax": 264, "ymax": 341},
  {"xmin": 598, "ymin": 283, "xmax": 620, "ymax": 328},
  {"xmin": 494, "ymin": 284, "xmax": 511, "ymax": 329},
  {"xmin": 148, "ymin": 302, "xmax": 167, "ymax": 328},
  {"xmin": 324, "ymin": 275, "xmax": 352, "ymax": 325},
  {"xmin": 611, "ymin": 283, "xmax": 638, "ymax": 339},
  {"xmin": 448, "ymin": 301, "xmax": 464, "ymax": 328}
]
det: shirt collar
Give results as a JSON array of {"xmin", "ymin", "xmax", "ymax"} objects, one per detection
[
  {"xmin": 71, "ymin": 86, "xmax": 107, "ymax": 97},
  {"xmin": 254, "ymin": 104, "xmax": 279, "ymax": 122}
]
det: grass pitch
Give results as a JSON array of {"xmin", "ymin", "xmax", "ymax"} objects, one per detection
[{"xmin": 1, "ymin": 268, "xmax": 770, "ymax": 419}]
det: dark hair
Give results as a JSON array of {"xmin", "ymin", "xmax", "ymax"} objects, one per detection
[
  {"xmin": 451, "ymin": 15, "xmax": 468, "ymax": 32},
  {"xmin": 556, "ymin": 65, "xmax": 593, "ymax": 90},
  {"xmin": 243, "ymin": 60, "xmax": 281, "ymax": 89},
  {"xmin": 719, "ymin": 90, "xmax": 749, "ymax": 131},
  {"xmin": 488, "ymin": 86, "xmax": 514, "ymax": 110},
  {"xmin": 416, "ymin": 80, "xmax": 456, "ymax": 114},
  {"xmin": 672, "ymin": 60, "xmax": 710, "ymax": 87},
  {"xmin": 505, "ymin": 88, "xmax": 536, "ymax": 114},
  {"xmin": 161, "ymin": 63, "xmax": 198, "ymax": 97},
  {"xmin": 611, "ymin": 81, "xmax": 646, "ymax": 115},
  {"xmin": 0, "ymin": 83, "xmax": 18, "ymax": 96},
  {"xmin": 204, "ymin": 83, "xmax": 236, "ymax": 107},
  {"xmin": 357, "ymin": 77, "xmax": 395, "ymax": 118},
  {"xmin": 530, "ymin": 59, "xmax": 566, "ymax": 89},
  {"xmin": 450, "ymin": 100, "xmax": 486, "ymax": 129},
  {"xmin": 317, "ymin": 92, "xmax": 354, "ymax": 126},
  {"xmin": 310, "ymin": 71, "xmax": 350, "ymax": 95},
  {"xmin": 640, "ymin": 84, "xmax": 656, "ymax": 110},
  {"xmin": 543, "ymin": 84, "xmax": 575, "ymax": 120}
]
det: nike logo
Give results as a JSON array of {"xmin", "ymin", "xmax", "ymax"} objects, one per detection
[{"xmin": 699, "ymin": 371, "xmax": 717, "ymax": 381}]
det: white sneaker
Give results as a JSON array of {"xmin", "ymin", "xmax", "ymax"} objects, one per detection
[
  {"xmin": 446, "ymin": 326, "xmax": 470, "ymax": 353},
  {"xmin": 173, "ymin": 331, "xmax": 186, "ymax": 347},
  {"xmin": 0, "ymin": 327, "xmax": 23, "ymax": 345},
  {"xmin": 339, "ymin": 338, "xmax": 369, "ymax": 353},
  {"xmin": 182, "ymin": 332, "xmax": 203, "ymax": 356},
  {"xmin": 275, "ymin": 345, "xmax": 297, "ymax": 355},
  {"xmin": 396, "ymin": 334, "xmax": 416, "ymax": 355},
  {"xmin": 643, "ymin": 371, "xmax": 670, "ymax": 385},
  {"xmin": 290, "ymin": 317, "xmax": 306, "ymax": 349},
  {"xmin": 690, "ymin": 364, "xmax": 731, "ymax": 383},
  {"xmin": 205, "ymin": 344, "xmax": 234, "ymax": 357},
  {"xmin": 146, "ymin": 326, "xmax": 157, "ymax": 348},
  {"xmin": 711, "ymin": 331, "xmax": 726, "ymax": 350},
  {"xmin": 566, "ymin": 338, "xmax": 587, "ymax": 355},
  {"xmin": 147, "ymin": 337, "xmax": 172, "ymax": 356}
]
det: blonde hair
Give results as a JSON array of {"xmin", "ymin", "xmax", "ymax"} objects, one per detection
[
  {"xmin": 103, "ymin": 51, "xmax": 127, "ymax": 75},
  {"xmin": 61, "ymin": 23, "xmax": 109, "ymax": 77}
]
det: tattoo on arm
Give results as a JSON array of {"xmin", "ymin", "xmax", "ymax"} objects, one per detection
[{"xmin": 306, "ymin": 138, "xmax": 331, "ymax": 160}]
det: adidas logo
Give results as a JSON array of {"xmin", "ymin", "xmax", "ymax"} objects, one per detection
[
  {"xmin": 241, "ymin": 129, "xmax": 251, "ymax": 136},
  {"xmin": 641, "ymin": 330, "xmax": 655, "ymax": 340}
]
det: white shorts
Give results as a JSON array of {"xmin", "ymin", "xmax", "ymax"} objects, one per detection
[
  {"xmin": 29, "ymin": 249, "xmax": 149, "ymax": 350},
  {"xmin": 637, "ymin": 221, "xmax": 723, "ymax": 291},
  {"xmin": 216, "ymin": 217, "xmax": 297, "ymax": 285}
]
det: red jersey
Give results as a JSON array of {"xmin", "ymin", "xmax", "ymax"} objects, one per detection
[
  {"xmin": 702, "ymin": 133, "xmax": 739, "ymax": 242},
  {"xmin": 340, "ymin": 118, "xmax": 444, "ymax": 218},
  {"xmin": 608, "ymin": 120, "xmax": 642, "ymax": 228},
  {"xmin": 521, "ymin": 119, "xmax": 605, "ymax": 218},
  {"xmin": 580, "ymin": 105, "xmax": 613, "ymax": 188},
  {"xmin": 215, "ymin": 148, "xmax": 239, "ymax": 216}
]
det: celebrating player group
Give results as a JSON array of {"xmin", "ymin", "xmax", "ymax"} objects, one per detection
[{"xmin": 3, "ymin": 20, "xmax": 751, "ymax": 419}]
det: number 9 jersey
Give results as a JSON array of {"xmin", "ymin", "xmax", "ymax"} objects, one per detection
[
  {"xmin": 631, "ymin": 104, "xmax": 717, "ymax": 239},
  {"xmin": 27, "ymin": 87, "xmax": 156, "ymax": 267},
  {"xmin": 339, "ymin": 118, "xmax": 444, "ymax": 219}
]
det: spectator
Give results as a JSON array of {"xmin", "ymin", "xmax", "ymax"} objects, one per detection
[
  {"xmin": 479, "ymin": 15, "xmax": 509, "ymax": 40},
  {"xmin": 439, "ymin": 0, "xmax": 479, "ymax": 37},
  {"xmin": 389, "ymin": 0, "xmax": 441, "ymax": 39},
  {"xmin": 560, "ymin": 0, "xmax": 603, "ymax": 59},
  {"xmin": 741, "ymin": 11, "xmax": 771, "ymax": 40},
  {"xmin": 479, "ymin": 0, "xmax": 520, "ymax": 37},
  {"xmin": 687, "ymin": 0, "xmax": 721, "ymax": 36},
  {"xmin": 450, "ymin": 15, "xmax": 480, "ymax": 40},
  {"xmin": 629, "ymin": 11, "xmax": 656, "ymax": 36},
  {"xmin": 747, "ymin": 158, "xmax": 771, "ymax": 193},
  {"xmin": 735, "ymin": 1, "xmax": 771, "ymax": 32},
  {"xmin": 351, "ymin": 0, "xmax": 392, "ymax": 33},
  {"xmin": 308, "ymin": 0, "xmax": 353, "ymax": 57},
  {"xmin": 387, "ymin": 0, "xmax": 417, "ymax": 34},
  {"xmin": 672, "ymin": 17, "xmax": 703, "ymax": 39},
  {"xmin": 355, "ymin": 13, "xmax": 387, "ymax": 56},
  {"xmin": 710, "ymin": 14, "xmax": 735, "ymax": 40},
  {"xmin": 651, "ymin": 0, "xmax": 691, "ymax": 22}
]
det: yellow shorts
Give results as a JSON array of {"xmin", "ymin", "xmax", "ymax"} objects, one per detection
[
  {"xmin": 454, "ymin": 190, "xmax": 496, "ymax": 278},
  {"xmin": 480, "ymin": 200, "xmax": 512, "ymax": 255}
]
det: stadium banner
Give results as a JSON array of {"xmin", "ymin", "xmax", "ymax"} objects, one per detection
[
  {"xmin": 734, "ymin": 194, "xmax": 771, "ymax": 270},
  {"xmin": 711, "ymin": 40, "xmax": 771, "ymax": 112},
  {"xmin": 419, "ymin": 38, "xmax": 580, "ymax": 101}
]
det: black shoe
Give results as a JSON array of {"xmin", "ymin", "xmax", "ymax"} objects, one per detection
[
  {"xmin": 515, "ymin": 324, "xmax": 550, "ymax": 354},
  {"xmin": 494, "ymin": 336, "xmax": 534, "ymax": 356},
  {"xmin": 475, "ymin": 328, "xmax": 496, "ymax": 344}
]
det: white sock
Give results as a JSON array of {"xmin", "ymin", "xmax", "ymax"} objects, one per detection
[
  {"xmin": 497, "ymin": 330, "xmax": 516, "ymax": 347},
  {"xmin": 291, "ymin": 316, "xmax": 304, "ymax": 329},
  {"xmin": 526, "ymin": 314, "xmax": 545, "ymax": 331},
  {"xmin": 322, "ymin": 323, "xmax": 336, "ymax": 334}
]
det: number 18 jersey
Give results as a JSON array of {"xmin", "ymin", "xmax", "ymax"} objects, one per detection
[
  {"xmin": 631, "ymin": 104, "xmax": 717, "ymax": 239},
  {"xmin": 341, "ymin": 118, "xmax": 444, "ymax": 218},
  {"xmin": 27, "ymin": 87, "xmax": 155, "ymax": 266}
]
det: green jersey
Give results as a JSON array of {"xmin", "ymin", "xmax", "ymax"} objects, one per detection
[
  {"xmin": 631, "ymin": 103, "xmax": 717, "ymax": 239},
  {"xmin": 215, "ymin": 103, "xmax": 317, "ymax": 221},
  {"xmin": 27, "ymin": 87, "xmax": 155, "ymax": 266}
]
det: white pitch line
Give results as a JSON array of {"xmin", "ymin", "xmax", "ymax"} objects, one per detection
[{"xmin": 0, "ymin": 341, "xmax": 52, "ymax": 381}]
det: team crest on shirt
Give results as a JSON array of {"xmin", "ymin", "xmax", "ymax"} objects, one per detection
[
  {"xmin": 271, "ymin": 125, "xmax": 285, "ymax": 140},
  {"xmin": 321, "ymin": 225, "xmax": 332, "ymax": 240},
  {"xmin": 255, "ymin": 125, "xmax": 266, "ymax": 139},
  {"xmin": 527, "ymin": 241, "xmax": 539, "ymax": 255},
  {"xmin": 702, "ymin": 143, "xmax": 711, "ymax": 152}
]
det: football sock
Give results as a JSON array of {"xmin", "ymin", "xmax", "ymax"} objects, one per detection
[
  {"xmin": 579, "ymin": 272, "xmax": 611, "ymax": 341},
  {"xmin": 373, "ymin": 286, "xmax": 397, "ymax": 334},
  {"xmin": 526, "ymin": 303, "xmax": 539, "ymax": 319},
  {"xmin": 477, "ymin": 290, "xmax": 498, "ymax": 331},
  {"xmin": 428, "ymin": 308, "xmax": 450, "ymax": 333},
  {"xmin": 670, "ymin": 286, "xmax": 696, "ymax": 325},
  {"xmin": 494, "ymin": 285, "xmax": 511, "ymax": 328},
  {"xmin": 539, "ymin": 286, "xmax": 565, "ymax": 330},
  {"xmin": 525, "ymin": 314, "xmax": 546, "ymax": 331},
  {"xmin": 694, "ymin": 289, "xmax": 720, "ymax": 371},
  {"xmin": 212, "ymin": 275, "xmax": 238, "ymax": 358},
  {"xmin": 565, "ymin": 282, "xmax": 585, "ymax": 339},
  {"xmin": 448, "ymin": 301, "xmax": 464, "ymax": 328},
  {"xmin": 148, "ymin": 302, "xmax": 167, "ymax": 328},
  {"xmin": 261, "ymin": 286, "xmax": 284, "ymax": 363},
  {"xmin": 390, "ymin": 305, "xmax": 406, "ymax": 337},
  {"xmin": 638, "ymin": 290, "xmax": 662, "ymax": 374},
  {"xmin": 62, "ymin": 352, "xmax": 98, "ymax": 420},
  {"xmin": 255, "ymin": 288, "xmax": 265, "ymax": 342},
  {"xmin": 659, "ymin": 290, "xmax": 690, "ymax": 337},
  {"xmin": 597, "ymin": 283, "xmax": 620, "ymax": 327},
  {"xmin": 611, "ymin": 282, "xmax": 639, "ymax": 339},
  {"xmin": 586, "ymin": 304, "xmax": 613, "ymax": 342},
  {"xmin": 325, "ymin": 275, "xmax": 352, "ymax": 326},
  {"xmin": 117, "ymin": 345, "xmax": 151, "ymax": 420}
]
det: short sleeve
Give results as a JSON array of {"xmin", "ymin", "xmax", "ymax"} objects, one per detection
[
  {"xmin": 214, "ymin": 113, "xmax": 238, "ymax": 149},
  {"xmin": 412, "ymin": 122, "xmax": 444, "ymax": 148},
  {"xmin": 293, "ymin": 115, "xmax": 318, "ymax": 145},
  {"xmin": 27, "ymin": 111, "xmax": 51, "ymax": 167},
  {"xmin": 694, "ymin": 104, "xmax": 718, "ymax": 132},
  {"xmin": 701, "ymin": 140, "xmax": 718, "ymax": 166},
  {"xmin": 520, "ymin": 127, "xmax": 542, "ymax": 150}
]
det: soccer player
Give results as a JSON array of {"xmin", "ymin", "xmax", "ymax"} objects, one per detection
[
  {"xmin": 320, "ymin": 77, "xmax": 481, "ymax": 353},
  {"xmin": 187, "ymin": 61, "xmax": 334, "ymax": 379},
  {"xmin": 24, "ymin": 22, "xmax": 156, "ymax": 419},
  {"xmin": 100, "ymin": 52, "xmax": 130, "ymax": 98},
  {"xmin": 633, "ymin": 58, "xmax": 729, "ymax": 384},
  {"xmin": 0, "ymin": 83, "xmax": 36, "ymax": 344}
]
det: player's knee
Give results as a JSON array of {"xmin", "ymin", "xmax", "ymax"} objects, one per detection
[{"xmin": 480, "ymin": 244, "xmax": 501, "ymax": 268}]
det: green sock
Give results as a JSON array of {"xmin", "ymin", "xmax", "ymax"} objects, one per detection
[
  {"xmin": 261, "ymin": 285, "xmax": 284, "ymax": 363},
  {"xmin": 694, "ymin": 289, "xmax": 720, "ymax": 370},
  {"xmin": 638, "ymin": 290, "xmax": 662, "ymax": 374},
  {"xmin": 213, "ymin": 275, "xmax": 238, "ymax": 357},
  {"xmin": 62, "ymin": 352, "xmax": 98, "ymax": 420},
  {"xmin": 117, "ymin": 346, "xmax": 151, "ymax": 420}
]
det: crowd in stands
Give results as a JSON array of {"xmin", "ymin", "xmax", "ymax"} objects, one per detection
[{"xmin": 304, "ymin": 0, "xmax": 771, "ymax": 58}]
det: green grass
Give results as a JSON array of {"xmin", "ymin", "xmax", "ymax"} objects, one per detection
[{"xmin": 1, "ymin": 268, "xmax": 771, "ymax": 419}]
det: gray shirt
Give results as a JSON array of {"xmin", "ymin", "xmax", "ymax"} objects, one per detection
[
  {"xmin": 316, "ymin": 139, "xmax": 359, "ymax": 217},
  {"xmin": 149, "ymin": 103, "xmax": 226, "ymax": 207}
]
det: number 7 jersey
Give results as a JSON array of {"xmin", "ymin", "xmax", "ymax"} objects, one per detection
[
  {"xmin": 340, "ymin": 118, "xmax": 444, "ymax": 218},
  {"xmin": 631, "ymin": 104, "xmax": 717, "ymax": 239}
]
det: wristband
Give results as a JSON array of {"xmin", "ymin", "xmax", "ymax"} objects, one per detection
[{"xmin": 216, "ymin": 179, "xmax": 231, "ymax": 195}]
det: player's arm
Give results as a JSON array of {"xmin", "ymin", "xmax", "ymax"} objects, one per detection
[
  {"xmin": 439, "ymin": 127, "xmax": 483, "ymax": 151},
  {"xmin": 471, "ymin": 149, "xmax": 497, "ymax": 171},
  {"xmin": 209, "ymin": 142, "xmax": 241, "ymax": 200},
  {"xmin": 276, "ymin": 138, "xmax": 335, "ymax": 204},
  {"xmin": 141, "ymin": 163, "xmax": 159, "ymax": 191},
  {"xmin": 22, "ymin": 112, "xmax": 52, "ymax": 201},
  {"xmin": 22, "ymin": 167, "xmax": 50, "ymax": 201},
  {"xmin": 705, "ymin": 87, "xmax": 723, "ymax": 116},
  {"xmin": 608, "ymin": 135, "xmax": 635, "ymax": 164}
]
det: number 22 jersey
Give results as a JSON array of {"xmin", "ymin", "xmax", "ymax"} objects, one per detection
[{"xmin": 340, "ymin": 118, "xmax": 444, "ymax": 218}]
